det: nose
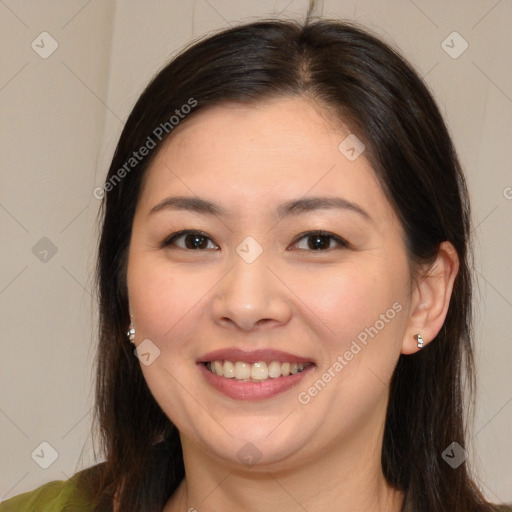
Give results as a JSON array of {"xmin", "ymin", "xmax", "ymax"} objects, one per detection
[{"xmin": 211, "ymin": 253, "xmax": 292, "ymax": 332}]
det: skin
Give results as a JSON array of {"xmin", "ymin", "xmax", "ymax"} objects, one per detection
[{"xmin": 125, "ymin": 96, "xmax": 459, "ymax": 512}]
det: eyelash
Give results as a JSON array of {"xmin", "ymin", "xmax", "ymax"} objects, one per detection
[{"xmin": 160, "ymin": 230, "xmax": 350, "ymax": 252}]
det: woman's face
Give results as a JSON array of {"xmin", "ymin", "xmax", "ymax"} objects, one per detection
[{"xmin": 127, "ymin": 97, "xmax": 415, "ymax": 470}]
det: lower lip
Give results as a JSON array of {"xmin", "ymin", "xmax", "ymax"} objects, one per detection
[{"xmin": 198, "ymin": 363, "xmax": 314, "ymax": 400}]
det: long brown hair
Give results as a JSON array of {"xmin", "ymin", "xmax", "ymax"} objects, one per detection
[{"xmin": 91, "ymin": 18, "xmax": 505, "ymax": 512}]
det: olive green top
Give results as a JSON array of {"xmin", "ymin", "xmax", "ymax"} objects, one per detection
[
  {"xmin": 2, "ymin": 466, "xmax": 511, "ymax": 512},
  {"xmin": 0, "ymin": 465, "xmax": 108, "ymax": 512}
]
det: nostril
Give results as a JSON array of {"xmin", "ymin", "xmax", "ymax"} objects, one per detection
[{"xmin": 255, "ymin": 318, "xmax": 272, "ymax": 326}]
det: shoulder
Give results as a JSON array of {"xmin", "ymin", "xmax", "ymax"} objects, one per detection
[{"xmin": 0, "ymin": 464, "xmax": 109, "ymax": 512}]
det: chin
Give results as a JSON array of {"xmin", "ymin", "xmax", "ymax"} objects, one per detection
[{"xmin": 191, "ymin": 419, "xmax": 315, "ymax": 470}]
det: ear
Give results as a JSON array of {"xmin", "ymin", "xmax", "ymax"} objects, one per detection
[{"xmin": 401, "ymin": 241, "xmax": 460, "ymax": 354}]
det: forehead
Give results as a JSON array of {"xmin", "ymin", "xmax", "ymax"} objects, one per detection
[
  {"xmin": 137, "ymin": 97, "xmax": 394, "ymax": 225},
  {"xmin": 165, "ymin": 96, "xmax": 347, "ymax": 158}
]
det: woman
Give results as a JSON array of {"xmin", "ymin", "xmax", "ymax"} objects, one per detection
[{"xmin": 1, "ymin": 15, "xmax": 510, "ymax": 512}]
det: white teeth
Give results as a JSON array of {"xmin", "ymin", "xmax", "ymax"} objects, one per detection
[
  {"xmin": 235, "ymin": 361, "xmax": 251, "ymax": 380},
  {"xmin": 251, "ymin": 362, "xmax": 268, "ymax": 380},
  {"xmin": 207, "ymin": 360, "xmax": 308, "ymax": 381},
  {"xmin": 223, "ymin": 360, "xmax": 235, "ymax": 378},
  {"xmin": 268, "ymin": 361, "xmax": 282, "ymax": 378},
  {"xmin": 213, "ymin": 360, "xmax": 224, "ymax": 377}
]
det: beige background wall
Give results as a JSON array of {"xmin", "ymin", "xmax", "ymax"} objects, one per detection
[{"xmin": 1, "ymin": 0, "xmax": 511, "ymax": 504}]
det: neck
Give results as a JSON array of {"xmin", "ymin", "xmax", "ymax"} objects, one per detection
[{"xmin": 165, "ymin": 415, "xmax": 404, "ymax": 512}]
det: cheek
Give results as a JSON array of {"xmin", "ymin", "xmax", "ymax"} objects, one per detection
[
  {"xmin": 293, "ymin": 265, "xmax": 408, "ymax": 414},
  {"xmin": 291, "ymin": 263, "xmax": 404, "ymax": 353},
  {"xmin": 126, "ymin": 252, "xmax": 209, "ymax": 350},
  {"xmin": 126, "ymin": 252, "xmax": 213, "ymax": 429}
]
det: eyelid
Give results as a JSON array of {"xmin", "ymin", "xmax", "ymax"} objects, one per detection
[
  {"xmin": 161, "ymin": 229, "xmax": 350, "ymax": 252},
  {"xmin": 289, "ymin": 230, "xmax": 350, "ymax": 251},
  {"xmin": 160, "ymin": 230, "xmax": 219, "ymax": 250}
]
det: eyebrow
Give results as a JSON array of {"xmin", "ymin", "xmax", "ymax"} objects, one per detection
[{"xmin": 149, "ymin": 195, "xmax": 371, "ymax": 221}]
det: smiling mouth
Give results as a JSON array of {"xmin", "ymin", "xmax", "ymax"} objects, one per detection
[{"xmin": 205, "ymin": 360, "xmax": 313, "ymax": 382}]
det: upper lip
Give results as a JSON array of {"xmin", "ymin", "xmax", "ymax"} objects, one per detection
[{"xmin": 197, "ymin": 348, "xmax": 315, "ymax": 365}]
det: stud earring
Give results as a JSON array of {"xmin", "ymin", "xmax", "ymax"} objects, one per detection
[
  {"xmin": 416, "ymin": 334, "xmax": 424, "ymax": 349},
  {"xmin": 126, "ymin": 316, "xmax": 136, "ymax": 343}
]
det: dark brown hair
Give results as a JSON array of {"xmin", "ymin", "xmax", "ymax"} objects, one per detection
[{"xmin": 92, "ymin": 18, "xmax": 505, "ymax": 512}]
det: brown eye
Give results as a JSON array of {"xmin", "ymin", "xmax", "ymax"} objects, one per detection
[
  {"xmin": 162, "ymin": 231, "xmax": 219, "ymax": 250},
  {"xmin": 292, "ymin": 231, "xmax": 349, "ymax": 251}
]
